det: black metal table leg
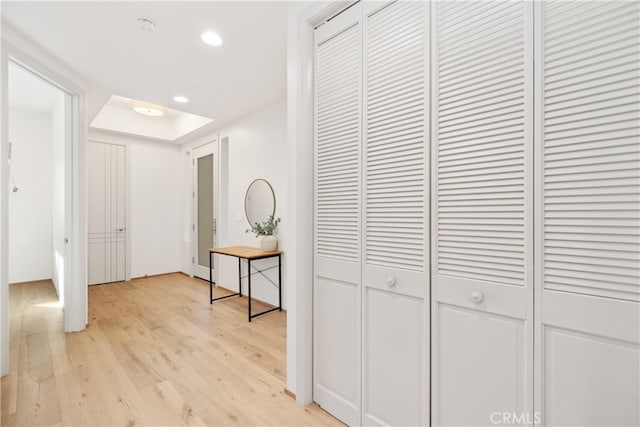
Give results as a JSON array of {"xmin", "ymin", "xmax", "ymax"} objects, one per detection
[
  {"xmin": 278, "ymin": 254, "xmax": 282, "ymax": 311},
  {"xmin": 238, "ymin": 257, "xmax": 242, "ymax": 296},
  {"xmin": 248, "ymin": 259, "xmax": 252, "ymax": 322},
  {"xmin": 210, "ymin": 251, "xmax": 240, "ymax": 303},
  {"xmin": 209, "ymin": 251, "xmax": 213, "ymax": 304}
]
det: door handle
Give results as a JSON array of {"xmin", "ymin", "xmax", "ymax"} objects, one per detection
[
  {"xmin": 386, "ymin": 276, "xmax": 397, "ymax": 288},
  {"xmin": 116, "ymin": 228, "xmax": 124, "ymax": 232},
  {"xmin": 469, "ymin": 290, "xmax": 484, "ymax": 304}
]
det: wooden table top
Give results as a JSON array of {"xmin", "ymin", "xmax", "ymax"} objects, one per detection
[{"xmin": 209, "ymin": 245, "xmax": 282, "ymax": 259}]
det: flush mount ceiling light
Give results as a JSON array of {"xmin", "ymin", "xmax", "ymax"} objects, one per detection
[
  {"xmin": 173, "ymin": 95, "xmax": 189, "ymax": 103},
  {"xmin": 201, "ymin": 31, "xmax": 223, "ymax": 46},
  {"xmin": 132, "ymin": 101, "xmax": 164, "ymax": 117},
  {"xmin": 137, "ymin": 18, "xmax": 156, "ymax": 32}
]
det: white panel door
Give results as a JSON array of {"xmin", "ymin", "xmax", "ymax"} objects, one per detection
[
  {"xmin": 88, "ymin": 141, "xmax": 107, "ymax": 285},
  {"xmin": 88, "ymin": 141, "xmax": 126, "ymax": 285},
  {"xmin": 535, "ymin": 2, "xmax": 640, "ymax": 425},
  {"xmin": 192, "ymin": 142, "xmax": 217, "ymax": 281},
  {"xmin": 432, "ymin": 1, "xmax": 534, "ymax": 425},
  {"xmin": 362, "ymin": 1, "xmax": 429, "ymax": 426},
  {"xmin": 112, "ymin": 144, "xmax": 126, "ymax": 281},
  {"xmin": 313, "ymin": 4, "xmax": 362, "ymax": 425}
]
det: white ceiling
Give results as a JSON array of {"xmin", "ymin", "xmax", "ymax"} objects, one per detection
[
  {"xmin": 8, "ymin": 62, "xmax": 62, "ymax": 113},
  {"xmin": 2, "ymin": 1, "xmax": 288, "ymax": 128},
  {"xmin": 90, "ymin": 95, "xmax": 214, "ymax": 142}
]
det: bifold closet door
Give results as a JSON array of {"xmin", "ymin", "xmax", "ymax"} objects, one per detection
[
  {"xmin": 432, "ymin": 1, "xmax": 534, "ymax": 425},
  {"xmin": 362, "ymin": 1, "xmax": 429, "ymax": 426},
  {"xmin": 313, "ymin": 4, "xmax": 362, "ymax": 425},
  {"xmin": 535, "ymin": 1, "xmax": 640, "ymax": 425}
]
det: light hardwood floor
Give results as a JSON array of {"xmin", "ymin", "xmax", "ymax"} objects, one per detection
[{"xmin": 1, "ymin": 274, "xmax": 342, "ymax": 426}]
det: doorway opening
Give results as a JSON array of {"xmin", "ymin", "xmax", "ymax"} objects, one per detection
[
  {"xmin": 1, "ymin": 51, "xmax": 88, "ymax": 376},
  {"xmin": 2, "ymin": 59, "xmax": 75, "ymax": 378},
  {"xmin": 7, "ymin": 61, "xmax": 71, "ymax": 304}
]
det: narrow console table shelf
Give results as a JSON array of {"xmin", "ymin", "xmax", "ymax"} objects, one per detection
[{"xmin": 209, "ymin": 245, "xmax": 282, "ymax": 322}]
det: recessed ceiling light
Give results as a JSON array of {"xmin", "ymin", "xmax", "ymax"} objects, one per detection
[
  {"xmin": 137, "ymin": 18, "xmax": 156, "ymax": 32},
  {"xmin": 201, "ymin": 31, "xmax": 223, "ymax": 46},
  {"xmin": 173, "ymin": 96, "xmax": 189, "ymax": 103},
  {"xmin": 132, "ymin": 101, "xmax": 164, "ymax": 117}
]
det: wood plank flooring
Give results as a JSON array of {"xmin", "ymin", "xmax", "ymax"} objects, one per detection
[{"xmin": 1, "ymin": 274, "xmax": 342, "ymax": 426}]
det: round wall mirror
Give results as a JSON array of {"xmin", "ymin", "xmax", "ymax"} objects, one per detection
[{"xmin": 245, "ymin": 179, "xmax": 275, "ymax": 226}]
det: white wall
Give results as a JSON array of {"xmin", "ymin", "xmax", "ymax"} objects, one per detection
[
  {"xmin": 51, "ymin": 92, "xmax": 65, "ymax": 301},
  {"xmin": 217, "ymin": 100, "xmax": 287, "ymax": 307},
  {"xmin": 88, "ymin": 131, "xmax": 182, "ymax": 278},
  {"xmin": 8, "ymin": 108, "xmax": 53, "ymax": 283},
  {"xmin": 129, "ymin": 139, "xmax": 182, "ymax": 277},
  {"xmin": 180, "ymin": 100, "xmax": 288, "ymax": 308}
]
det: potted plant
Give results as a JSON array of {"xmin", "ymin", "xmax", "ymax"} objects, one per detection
[{"xmin": 246, "ymin": 215, "xmax": 281, "ymax": 251}]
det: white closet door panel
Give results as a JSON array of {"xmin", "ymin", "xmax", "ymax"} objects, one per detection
[
  {"xmin": 433, "ymin": 1, "xmax": 533, "ymax": 425},
  {"xmin": 315, "ymin": 24, "xmax": 361, "ymax": 263},
  {"xmin": 88, "ymin": 141, "xmax": 127, "ymax": 285},
  {"xmin": 438, "ymin": 305, "xmax": 526, "ymax": 426},
  {"xmin": 88, "ymin": 141, "xmax": 106, "ymax": 237},
  {"xmin": 115, "ymin": 145, "xmax": 126, "ymax": 235},
  {"xmin": 364, "ymin": 1, "xmax": 428, "ymax": 296},
  {"xmin": 113, "ymin": 239, "xmax": 124, "ymax": 282},
  {"xmin": 88, "ymin": 241, "xmax": 106, "ymax": 286},
  {"xmin": 105, "ymin": 144, "xmax": 113, "ymax": 242},
  {"xmin": 363, "ymin": 288, "xmax": 424, "ymax": 426},
  {"xmin": 541, "ymin": 0, "xmax": 640, "ymax": 303},
  {"xmin": 536, "ymin": 2, "xmax": 640, "ymax": 424},
  {"xmin": 436, "ymin": 276, "xmax": 526, "ymax": 319},
  {"xmin": 314, "ymin": 275, "xmax": 359, "ymax": 425},
  {"xmin": 363, "ymin": 3, "xmax": 429, "ymax": 426},
  {"xmin": 114, "ymin": 145, "xmax": 126, "ymax": 282},
  {"xmin": 543, "ymin": 325, "xmax": 639, "ymax": 427},
  {"xmin": 313, "ymin": 5, "xmax": 362, "ymax": 425}
]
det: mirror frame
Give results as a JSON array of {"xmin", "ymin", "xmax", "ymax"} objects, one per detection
[{"xmin": 244, "ymin": 178, "xmax": 276, "ymax": 226}]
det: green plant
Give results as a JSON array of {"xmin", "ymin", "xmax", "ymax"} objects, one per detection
[{"xmin": 246, "ymin": 215, "xmax": 281, "ymax": 237}]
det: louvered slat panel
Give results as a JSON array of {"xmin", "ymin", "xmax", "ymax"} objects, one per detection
[
  {"xmin": 315, "ymin": 25, "xmax": 361, "ymax": 262},
  {"xmin": 365, "ymin": 1, "xmax": 425, "ymax": 271},
  {"xmin": 436, "ymin": 1, "xmax": 526, "ymax": 286},
  {"xmin": 543, "ymin": 0, "xmax": 640, "ymax": 302}
]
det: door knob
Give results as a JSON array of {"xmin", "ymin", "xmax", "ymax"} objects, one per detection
[
  {"xmin": 469, "ymin": 290, "xmax": 484, "ymax": 304},
  {"xmin": 116, "ymin": 228, "xmax": 124, "ymax": 232},
  {"xmin": 386, "ymin": 276, "xmax": 397, "ymax": 288}
]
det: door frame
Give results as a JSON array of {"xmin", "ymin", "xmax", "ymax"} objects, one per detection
[
  {"xmin": 1, "ymin": 32, "xmax": 88, "ymax": 375},
  {"xmin": 288, "ymin": 0, "xmax": 354, "ymax": 405},
  {"xmin": 191, "ymin": 140, "xmax": 219, "ymax": 283}
]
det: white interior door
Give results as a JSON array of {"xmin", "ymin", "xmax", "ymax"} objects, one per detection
[
  {"xmin": 313, "ymin": 5, "xmax": 362, "ymax": 425},
  {"xmin": 362, "ymin": 2, "xmax": 429, "ymax": 426},
  {"xmin": 192, "ymin": 142, "xmax": 217, "ymax": 281},
  {"xmin": 432, "ymin": 1, "xmax": 534, "ymax": 425},
  {"xmin": 88, "ymin": 141, "xmax": 126, "ymax": 285},
  {"xmin": 534, "ymin": 2, "xmax": 640, "ymax": 425}
]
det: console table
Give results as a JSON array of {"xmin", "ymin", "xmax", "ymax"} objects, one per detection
[{"xmin": 209, "ymin": 246, "xmax": 282, "ymax": 322}]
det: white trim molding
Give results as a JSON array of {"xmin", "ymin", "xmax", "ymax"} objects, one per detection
[{"xmin": 286, "ymin": 0, "xmax": 354, "ymax": 405}]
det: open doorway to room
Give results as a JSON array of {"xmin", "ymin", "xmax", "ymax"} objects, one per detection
[{"xmin": 1, "ymin": 59, "xmax": 77, "ymax": 380}]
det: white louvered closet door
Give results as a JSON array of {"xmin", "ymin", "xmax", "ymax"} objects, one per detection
[
  {"xmin": 313, "ymin": 4, "xmax": 362, "ymax": 425},
  {"xmin": 534, "ymin": 2, "xmax": 640, "ymax": 425},
  {"xmin": 432, "ymin": 1, "xmax": 534, "ymax": 425},
  {"xmin": 362, "ymin": 1, "xmax": 429, "ymax": 426}
]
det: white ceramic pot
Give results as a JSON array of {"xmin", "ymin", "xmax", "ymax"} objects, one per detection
[{"xmin": 260, "ymin": 235, "xmax": 278, "ymax": 251}]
